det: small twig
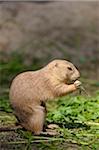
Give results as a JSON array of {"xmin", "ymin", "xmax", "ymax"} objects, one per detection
[
  {"xmin": 0, "ymin": 125, "xmax": 22, "ymax": 132},
  {"xmin": 75, "ymin": 121, "xmax": 99, "ymax": 126},
  {"xmin": 79, "ymin": 86, "xmax": 90, "ymax": 97},
  {"xmin": 1, "ymin": 137, "xmax": 65, "ymax": 145},
  {"xmin": 3, "ymin": 138, "xmax": 91, "ymax": 146},
  {"xmin": 84, "ymin": 121, "xmax": 99, "ymax": 126}
]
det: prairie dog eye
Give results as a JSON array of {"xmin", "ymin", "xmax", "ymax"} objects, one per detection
[{"xmin": 67, "ymin": 67, "xmax": 72, "ymax": 71}]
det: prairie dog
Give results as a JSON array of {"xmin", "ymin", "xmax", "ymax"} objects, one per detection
[{"xmin": 9, "ymin": 59, "xmax": 81, "ymax": 135}]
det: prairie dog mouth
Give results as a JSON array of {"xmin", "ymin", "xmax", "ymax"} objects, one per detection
[{"xmin": 66, "ymin": 79, "xmax": 77, "ymax": 85}]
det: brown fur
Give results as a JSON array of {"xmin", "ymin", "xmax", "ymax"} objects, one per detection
[{"xmin": 9, "ymin": 59, "xmax": 80, "ymax": 135}]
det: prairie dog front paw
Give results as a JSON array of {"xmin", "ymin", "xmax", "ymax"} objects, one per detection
[{"xmin": 74, "ymin": 80, "xmax": 82, "ymax": 88}]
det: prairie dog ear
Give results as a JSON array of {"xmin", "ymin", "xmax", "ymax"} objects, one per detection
[{"xmin": 54, "ymin": 62, "xmax": 58, "ymax": 67}]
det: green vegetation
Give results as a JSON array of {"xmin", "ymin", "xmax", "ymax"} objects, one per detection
[
  {"xmin": 47, "ymin": 95, "xmax": 99, "ymax": 124},
  {"xmin": 47, "ymin": 95, "xmax": 99, "ymax": 149},
  {"xmin": 0, "ymin": 52, "xmax": 99, "ymax": 149},
  {"xmin": 0, "ymin": 93, "xmax": 99, "ymax": 149}
]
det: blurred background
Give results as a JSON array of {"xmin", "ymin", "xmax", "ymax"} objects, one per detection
[{"xmin": 0, "ymin": 1, "xmax": 99, "ymax": 93}]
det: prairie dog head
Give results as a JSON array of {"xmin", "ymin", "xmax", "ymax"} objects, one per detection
[{"xmin": 46, "ymin": 59, "xmax": 80, "ymax": 83}]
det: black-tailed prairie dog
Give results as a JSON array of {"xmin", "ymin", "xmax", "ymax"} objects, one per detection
[{"xmin": 9, "ymin": 59, "xmax": 81, "ymax": 135}]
